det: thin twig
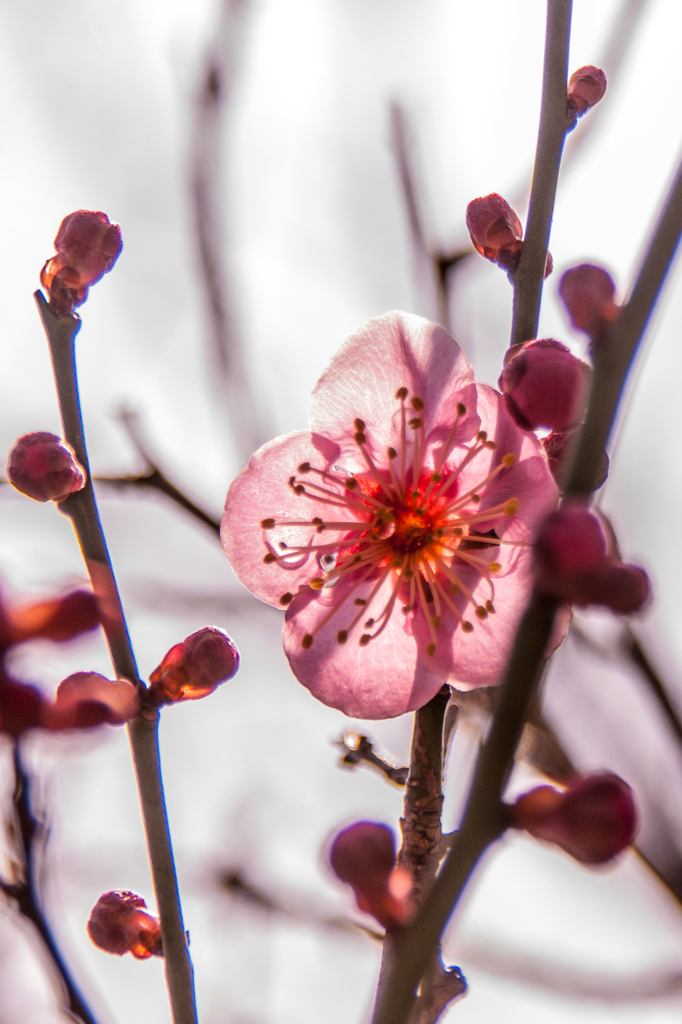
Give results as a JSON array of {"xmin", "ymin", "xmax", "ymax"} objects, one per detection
[
  {"xmin": 370, "ymin": 37, "xmax": 682, "ymax": 1024},
  {"xmin": 510, "ymin": 0, "xmax": 573, "ymax": 347},
  {"xmin": 0, "ymin": 742, "xmax": 99, "ymax": 1024},
  {"xmin": 34, "ymin": 292, "xmax": 197, "ymax": 1024},
  {"xmin": 334, "ymin": 733, "xmax": 409, "ymax": 786}
]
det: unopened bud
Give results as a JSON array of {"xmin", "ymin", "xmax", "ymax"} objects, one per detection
[
  {"xmin": 148, "ymin": 626, "xmax": 239, "ymax": 704},
  {"xmin": 0, "ymin": 681, "xmax": 45, "ymax": 736},
  {"xmin": 46, "ymin": 672, "xmax": 139, "ymax": 729},
  {"xmin": 87, "ymin": 891, "xmax": 162, "ymax": 959},
  {"xmin": 466, "ymin": 193, "xmax": 524, "ymax": 273},
  {"xmin": 40, "ymin": 210, "xmax": 122, "ymax": 317},
  {"xmin": 8, "ymin": 433, "xmax": 85, "ymax": 503},
  {"xmin": 534, "ymin": 504, "xmax": 651, "ymax": 613},
  {"xmin": 509, "ymin": 773, "xmax": 636, "ymax": 865},
  {"xmin": 0, "ymin": 590, "xmax": 99, "ymax": 651},
  {"xmin": 559, "ymin": 264, "xmax": 620, "ymax": 342},
  {"xmin": 499, "ymin": 339, "xmax": 591, "ymax": 432},
  {"xmin": 329, "ymin": 821, "xmax": 412, "ymax": 929},
  {"xmin": 541, "ymin": 430, "xmax": 609, "ymax": 490},
  {"xmin": 567, "ymin": 65, "xmax": 607, "ymax": 118}
]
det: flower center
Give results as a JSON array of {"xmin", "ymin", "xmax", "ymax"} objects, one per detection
[{"xmin": 260, "ymin": 388, "xmax": 521, "ymax": 656}]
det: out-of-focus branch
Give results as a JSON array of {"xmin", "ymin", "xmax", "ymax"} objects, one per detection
[
  {"xmin": 0, "ymin": 743, "xmax": 99, "ymax": 1024},
  {"xmin": 191, "ymin": 0, "xmax": 264, "ymax": 465}
]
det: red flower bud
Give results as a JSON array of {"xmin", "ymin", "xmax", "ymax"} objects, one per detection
[
  {"xmin": 7, "ymin": 433, "xmax": 85, "ymax": 503},
  {"xmin": 40, "ymin": 211, "xmax": 122, "ymax": 317},
  {"xmin": 46, "ymin": 672, "xmax": 139, "ymax": 729},
  {"xmin": 466, "ymin": 193, "xmax": 524, "ymax": 273},
  {"xmin": 499, "ymin": 339, "xmax": 591, "ymax": 432},
  {"xmin": 329, "ymin": 822, "xmax": 412, "ymax": 929},
  {"xmin": 509, "ymin": 773, "xmax": 637, "ymax": 865},
  {"xmin": 148, "ymin": 626, "xmax": 239, "ymax": 704},
  {"xmin": 567, "ymin": 66, "xmax": 607, "ymax": 118},
  {"xmin": 534, "ymin": 504, "xmax": 651, "ymax": 613},
  {"xmin": 559, "ymin": 264, "xmax": 620, "ymax": 342},
  {"xmin": 87, "ymin": 891, "xmax": 162, "ymax": 959},
  {"xmin": 0, "ymin": 679, "xmax": 45, "ymax": 735}
]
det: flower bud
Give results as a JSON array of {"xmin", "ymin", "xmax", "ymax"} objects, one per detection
[
  {"xmin": 509, "ymin": 773, "xmax": 637, "ymax": 865},
  {"xmin": 7, "ymin": 433, "xmax": 85, "ymax": 503},
  {"xmin": 534, "ymin": 504, "xmax": 651, "ymax": 613},
  {"xmin": 499, "ymin": 339, "xmax": 591, "ymax": 432},
  {"xmin": 46, "ymin": 672, "xmax": 139, "ymax": 729},
  {"xmin": 40, "ymin": 211, "xmax": 122, "ymax": 317},
  {"xmin": 329, "ymin": 821, "xmax": 412, "ymax": 928},
  {"xmin": 87, "ymin": 891, "xmax": 162, "ymax": 959},
  {"xmin": 567, "ymin": 66, "xmax": 607, "ymax": 118},
  {"xmin": 148, "ymin": 626, "xmax": 239, "ymax": 704},
  {"xmin": 0, "ymin": 680, "xmax": 45, "ymax": 735},
  {"xmin": 466, "ymin": 193, "xmax": 524, "ymax": 272},
  {"xmin": 559, "ymin": 264, "xmax": 620, "ymax": 342},
  {"xmin": 541, "ymin": 429, "xmax": 609, "ymax": 490}
]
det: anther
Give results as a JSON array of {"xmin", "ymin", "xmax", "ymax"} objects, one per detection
[
  {"xmin": 475, "ymin": 606, "xmax": 488, "ymax": 620},
  {"xmin": 260, "ymin": 518, "xmax": 275, "ymax": 529},
  {"xmin": 387, "ymin": 447, "xmax": 397, "ymax": 459},
  {"xmin": 485, "ymin": 600, "xmax": 495, "ymax": 613},
  {"xmin": 432, "ymin": 615, "xmax": 441, "ymax": 629},
  {"xmin": 345, "ymin": 478, "xmax": 358, "ymax": 489},
  {"xmin": 454, "ymin": 528, "xmax": 463, "ymax": 537},
  {"xmin": 471, "ymin": 493, "xmax": 481, "ymax": 503},
  {"xmin": 263, "ymin": 553, "xmax": 277, "ymax": 564},
  {"xmin": 489, "ymin": 562, "xmax": 501, "ymax": 572},
  {"xmin": 297, "ymin": 462, "xmax": 311, "ymax": 473},
  {"xmin": 396, "ymin": 387, "xmax": 408, "ymax": 400},
  {"xmin": 354, "ymin": 598, "xmax": 366, "ymax": 606},
  {"xmin": 403, "ymin": 570, "xmax": 414, "ymax": 580},
  {"xmin": 501, "ymin": 453, "xmax": 516, "ymax": 468},
  {"xmin": 411, "ymin": 397, "xmax": 424, "ymax": 411},
  {"xmin": 456, "ymin": 402, "xmax": 466, "ymax": 416},
  {"xmin": 504, "ymin": 498, "xmax": 520, "ymax": 516},
  {"xmin": 310, "ymin": 578, "xmax": 324, "ymax": 590},
  {"xmin": 449, "ymin": 584, "xmax": 459, "ymax": 595},
  {"xmin": 476, "ymin": 431, "xmax": 488, "ymax": 442},
  {"xmin": 364, "ymin": 618, "xmax": 375, "ymax": 628},
  {"xmin": 359, "ymin": 633, "xmax": 371, "ymax": 646},
  {"xmin": 312, "ymin": 517, "xmax": 323, "ymax": 526},
  {"xmin": 337, "ymin": 630, "xmax": 348, "ymax": 644},
  {"xmin": 401, "ymin": 605, "xmax": 412, "ymax": 613},
  {"xmin": 431, "ymin": 473, "xmax": 442, "ymax": 483},
  {"xmin": 302, "ymin": 634, "xmax": 313, "ymax": 649},
  {"xmin": 426, "ymin": 643, "xmax": 436, "ymax": 656},
  {"xmin": 294, "ymin": 485, "xmax": 305, "ymax": 495},
  {"xmin": 409, "ymin": 417, "xmax": 423, "ymax": 428},
  {"xmin": 354, "ymin": 432, "xmax": 367, "ymax": 444},
  {"xmin": 485, "ymin": 441, "xmax": 497, "ymax": 450},
  {"xmin": 279, "ymin": 592, "xmax": 293, "ymax": 605},
  {"xmin": 462, "ymin": 621, "xmax": 474, "ymax": 633}
]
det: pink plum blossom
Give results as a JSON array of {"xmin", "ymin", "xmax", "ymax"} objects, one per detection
[{"xmin": 222, "ymin": 312, "xmax": 560, "ymax": 719}]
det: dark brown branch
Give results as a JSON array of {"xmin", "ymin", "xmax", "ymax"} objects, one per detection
[
  {"xmin": 334, "ymin": 733, "xmax": 408, "ymax": 786},
  {"xmin": 510, "ymin": 0, "xmax": 573, "ymax": 346},
  {"xmin": 0, "ymin": 743, "xmax": 99, "ymax": 1024}
]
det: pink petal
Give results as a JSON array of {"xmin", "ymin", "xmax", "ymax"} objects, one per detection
[
  {"xmin": 222, "ymin": 431, "xmax": 355, "ymax": 608},
  {"xmin": 310, "ymin": 312, "xmax": 479, "ymax": 472}
]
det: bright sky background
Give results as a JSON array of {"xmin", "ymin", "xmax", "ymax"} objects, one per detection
[{"xmin": 1, "ymin": 1, "xmax": 682, "ymax": 1023}]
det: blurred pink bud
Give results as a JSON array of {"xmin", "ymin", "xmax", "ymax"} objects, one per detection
[
  {"xmin": 466, "ymin": 193, "xmax": 524, "ymax": 272},
  {"xmin": 0, "ymin": 590, "xmax": 100, "ymax": 650},
  {"xmin": 40, "ymin": 210, "xmax": 122, "ymax": 317},
  {"xmin": 0, "ymin": 680, "xmax": 45, "ymax": 736},
  {"xmin": 46, "ymin": 672, "xmax": 139, "ymax": 729},
  {"xmin": 148, "ymin": 626, "xmax": 239, "ymax": 705},
  {"xmin": 534, "ymin": 504, "xmax": 651, "ymax": 613},
  {"xmin": 509, "ymin": 773, "xmax": 637, "ymax": 865},
  {"xmin": 329, "ymin": 821, "xmax": 412, "ymax": 928},
  {"xmin": 8, "ymin": 432, "xmax": 85, "ymax": 503},
  {"xmin": 87, "ymin": 891, "xmax": 162, "ymax": 959},
  {"xmin": 541, "ymin": 429, "xmax": 609, "ymax": 490},
  {"xmin": 499, "ymin": 339, "xmax": 591, "ymax": 432},
  {"xmin": 567, "ymin": 65, "xmax": 607, "ymax": 118},
  {"xmin": 559, "ymin": 264, "xmax": 620, "ymax": 341}
]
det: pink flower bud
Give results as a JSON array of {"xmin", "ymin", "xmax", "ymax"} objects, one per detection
[
  {"xmin": 534, "ymin": 504, "xmax": 651, "ymax": 613},
  {"xmin": 499, "ymin": 339, "xmax": 591, "ymax": 432},
  {"xmin": 0, "ymin": 679, "xmax": 45, "ymax": 736},
  {"xmin": 40, "ymin": 210, "xmax": 122, "ymax": 317},
  {"xmin": 7, "ymin": 433, "xmax": 85, "ymax": 503},
  {"xmin": 567, "ymin": 65, "xmax": 607, "ymax": 118},
  {"xmin": 148, "ymin": 626, "xmax": 239, "ymax": 705},
  {"xmin": 0, "ymin": 590, "xmax": 99, "ymax": 650},
  {"xmin": 87, "ymin": 891, "xmax": 162, "ymax": 959},
  {"xmin": 509, "ymin": 773, "xmax": 637, "ymax": 865},
  {"xmin": 329, "ymin": 822, "xmax": 412, "ymax": 928},
  {"xmin": 559, "ymin": 264, "xmax": 620, "ymax": 341},
  {"xmin": 46, "ymin": 672, "xmax": 139, "ymax": 729},
  {"xmin": 466, "ymin": 193, "xmax": 524, "ymax": 272}
]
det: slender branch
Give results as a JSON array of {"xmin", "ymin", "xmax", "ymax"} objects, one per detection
[
  {"xmin": 34, "ymin": 292, "xmax": 198, "ymax": 1024},
  {"xmin": 334, "ymin": 733, "xmax": 408, "ymax": 786},
  {"xmin": 0, "ymin": 742, "xmax": 99, "ymax": 1024},
  {"xmin": 371, "ymin": 84, "xmax": 682, "ymax": 1024},
  {"xmin": 510, "ymin": 0, "xmax": 573, "ymax": 346}
]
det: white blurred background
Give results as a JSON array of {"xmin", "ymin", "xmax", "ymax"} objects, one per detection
[{"xmin": 1, "ymin": 0, "xmax": 682, "ymax": 1021}]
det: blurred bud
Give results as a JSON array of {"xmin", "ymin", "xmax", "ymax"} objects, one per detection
[
  {"xmin": 87, "ymin": 891, "xmax": 162, "ymax": 959},
  {"xmin": 567, "ymin": 65, "xmax": 607, "ymax": 118},
  {"xmin": 40, "ymin": 210, "xmax": 122, "ymax": 317},
  {"xmin": 499, "ymin": 339, "xmax": 591, "ymax": 432},
  {"xmin": 559, "ymin": 264, "xmax": 620, "ymax": 343},
  {"xmin": 509, "ymin": 773, "xmax": 637, "ymax": 865},
  {"xmin": 329, "ymin": 821, "xmax": 412, "ymax": 929},
  {"xmin": 541, "ymin": 429, "xmax": 609, "ymax": 491},
  {"xmin": 7, "ymin": 432, "xmax": 85, "ymax": 503},
  {"xmin": 534, "ymin": 504, "xmax": 651, "ymax": 613},
  {"xmin": 46, "ymin": 672, "xmax": 139, "ymax": 729},
  {"xmin": 466, "ymin": 193, "xmax": 524, "ymax": 272},
  {"xmin": 148, "ymin": 626, "xmax": 239, "ymax": 705},
  {"xmin": 0, "ymin": 590, "xmax": 100, "ymax": 650},
  {"xmin": 0, "ymin": 679, "xmax": 45, "ymax": 735}
]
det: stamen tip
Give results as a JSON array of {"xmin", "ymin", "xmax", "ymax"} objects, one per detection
[
  {"xmin": 297, "ymin": 462, "xmax": 311, "ymax": 473},
  {"xmin": 359, "ymin": 633, "xmax": 371, "ymax": 647},
  {"xmin": 263, "ymin": 553, "xmax": 277, "ymax": 564},
  {"xmin": 396, "ymin": 386, "xmax": 408, "ymax": 400},
  {"xmin": 310, "ymin": 577, "xmax": 324, "ymax": 590},
  {"xmin": 426, "ymin": 643, "xmax": 436, "ymax": 657},
  {"xmin": 279, "ymin": 592, "xmax": 293, "ymax": 605},
  {"xmin": 456, "ymin": 402, "xmax": 466, "ymax": 416},
  {"xmin": 502, "ymin": 453, "xmax": 516, "ymax": 468},
  {"xmin": 485, "ymin": 600, "xmax": 495, "ymax": 613},
  {"xmin": 462, "ymin": 621, "xmax": 474, "ymax": 633},
  {"xmin": 475, "ymin": 606, "xmax": 488, "ymax": 620},
  {"xmin": 504, "ymin": 498, "xmax": 520, "ymax": 516},
  {"xmin": 302, "ymin": 634, "xmax": 314, "ymax": 649},
  {"xmin": 411, "ymin": 396, "xmax": 424, "ymax": 411},
  {"xmin": 260, "ymin": 518, "xmax": 275, "ymax": 529},
  {"xmin": 337, "ymin": 630, "xmax": 348, "ymax": 644}
]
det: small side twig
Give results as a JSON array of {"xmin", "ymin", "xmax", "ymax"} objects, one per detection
[{"xmin": 334, "ymin": 733, "xmax": 408, "ymax": 786}]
